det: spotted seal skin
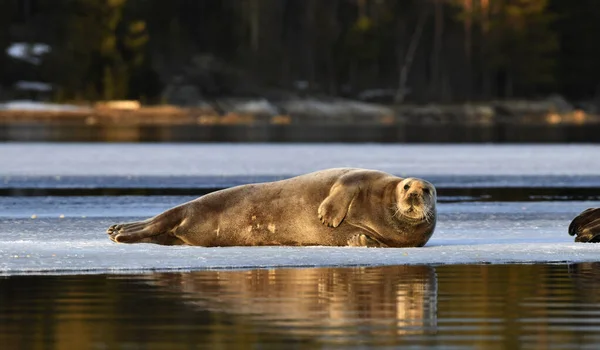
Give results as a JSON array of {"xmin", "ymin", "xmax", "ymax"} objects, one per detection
[
  {"xmin": 569, "ymin": 208, "xmax": 600, "ymax": 243},
  {"xmin": 106, "ymin": 168, "xmax": 437, "ymax": 248}
]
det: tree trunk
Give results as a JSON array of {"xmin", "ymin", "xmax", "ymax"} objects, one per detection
[
  {"xmin": 249, "ymin": 0, "xmax": 260, "ymax": 54},
  {"xmin": 395, "ymin": 5, "xmax": 430, "ymax": 103},
  {"xmin": 464, "ymin": 0, "xmax": 472, "ymax": 100},
  {"xmin": 480, "ymin": 0, "xmax": 491, "ymax": 99},
  {"xmin": 326, "ymin": 0, "xmax": 341, "ymax": 95},
  {"xmin": 357, "ymin": 0, "xmax": 367, "ymax": 18},
  {"xmin": 594, "ymin": 83, "xmax": 600, "ymax": 113},
  {"xmin": 280, "ymin": 0, "xmax": 292, "ymax": 88},
  {"xmin": 305, "ymin": 0, "xmax": 316, "ymax": 88},
  {"xmin": 430, "ymin": 0, "xmax": 444, "ymax": 101},
  {"xmin": 504, "ymin": 70, "xmax": 513, "ymax": 98}
]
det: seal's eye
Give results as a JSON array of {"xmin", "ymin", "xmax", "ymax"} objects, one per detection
[
  {"xmin": 403, "ymin": 184, "xmax": 410, "ymax": 190},
  {"xmin": 423, "ymin": 188, "xmax": 430, "ymax": 195}
]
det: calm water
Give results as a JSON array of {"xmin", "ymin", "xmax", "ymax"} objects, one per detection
[
  {"xmin": 2, "ymin": 123, "xmax": 600, "ymax": 143},
  {"xmin": 2, "ymin": 264, "xmax": 600, "ymax": 349}
]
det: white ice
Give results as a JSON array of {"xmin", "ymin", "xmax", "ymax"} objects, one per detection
[
  {"xmin": 1, "ymin": 144, "xmax": 599, "ymax": 275},
  {"xmin": 1, "ymin": 143, "xmax": 599, "ymax": 177},
  {"xmin": 0, "ymin": 198, "xmax": 599, "ymax": 275}
]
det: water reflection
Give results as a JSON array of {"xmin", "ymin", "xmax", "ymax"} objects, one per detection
[
  {"xmin": 569, "ymin": 262, "xmax": 600, "ymax": 304},
  {"xmin": 3, "ymin": 264, "xmax": 600, "ymax": 349},
  {"xmin": 141, "ymin": 265, "xmax": 438, "ymax": 339}
]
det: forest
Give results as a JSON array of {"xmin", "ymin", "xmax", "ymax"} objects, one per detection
[{"xmin": 1, "ymin": 0, "xmax": 599, "ymax": 106}]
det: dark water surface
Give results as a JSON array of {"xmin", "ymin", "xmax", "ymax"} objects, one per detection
[
  {"xmin": 2, "ymin": 264, "xmax": 600, "ymax": 349},
  {"xmin": 2, "ymin": 123, "xmax": 600, "ymax": 143}
]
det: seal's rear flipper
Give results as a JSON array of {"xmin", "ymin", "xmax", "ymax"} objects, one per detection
[
  {"xmin": 107, "ymin": 205, "xmax": 189, "ymax": 245},
  {"xmin": 106, "ymin": 219, "xmax": 186, "ymax": 245}
]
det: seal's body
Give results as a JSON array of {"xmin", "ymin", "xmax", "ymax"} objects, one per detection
[
  {"xmin": 107, "ymin": 168, "xmax": 437, "ymax": 248},
  {"xmin": 569, "ymin": 208, "xmax": 600, "ymax": 243}
]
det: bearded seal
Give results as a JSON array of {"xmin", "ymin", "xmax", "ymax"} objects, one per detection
[
  {"xmin": 106, "ymin": 168, "xmax": 437, "ymax": 247},
  {"xmin": 569, "ymin": 208, "xmax": 600, "ymax": 243}
]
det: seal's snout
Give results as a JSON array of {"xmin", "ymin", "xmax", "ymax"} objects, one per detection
[{"xmin": 407, "ymin": 191, "xmax": 423, "ymax": 206}]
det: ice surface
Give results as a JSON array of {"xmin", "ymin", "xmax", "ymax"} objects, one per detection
[
  {"xmin": 1, "ymin": 196, "xmax": 599, "ymax": 275},
  {"xmin": 1, "ymin": 143, "xmax": 600, "ymax": 275},
  {"xmin": 1, "ymin": 143, "xmax": 599, "ymax": 177},
  {"xmin": 4, "ymin": 174, "xmax": 600, "ymax": 190}
]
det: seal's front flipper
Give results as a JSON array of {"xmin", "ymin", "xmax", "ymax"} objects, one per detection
[
  {"xmin": 318, "ymin": 182, "xmax": 358, "ymax": 227},
  {"xmin": 347, "ymin": 233, "xmax": 387, "ymax": 248}
]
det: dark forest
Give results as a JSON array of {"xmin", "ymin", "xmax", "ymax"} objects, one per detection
[{"xmin": 1, "ymin": 0, "xmax": 599, "ymax": 105}]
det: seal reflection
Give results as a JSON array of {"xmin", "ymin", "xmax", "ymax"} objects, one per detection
[{"xmin": 140, "ymin": 265, "xmax": 439, "ymax": 338}]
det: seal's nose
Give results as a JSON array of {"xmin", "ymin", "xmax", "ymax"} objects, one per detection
[{"xmin": 408, "ymin": 192, "xmax": 421, "ymax": 204}]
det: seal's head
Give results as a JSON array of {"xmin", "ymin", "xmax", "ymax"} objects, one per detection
[
  {"xmin": 569, "ymin": 208, "xmax": 600, "ymax": 243},
  {"xmin": 394, "ymin": 178, "xmax": 437, "ymax": 223}
]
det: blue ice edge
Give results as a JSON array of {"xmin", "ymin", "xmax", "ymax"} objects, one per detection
[
  {"xmin": 2, "ymin": 242, "xmax": 600, "ymax": 276},
  {"xmin": 3, "ymin": 174, "xmax": 600, "ymax": 189}
]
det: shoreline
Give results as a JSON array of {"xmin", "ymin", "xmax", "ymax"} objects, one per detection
[{"xmin": 1, "ymin": 102, "xmax": 599, "ymax": 142}]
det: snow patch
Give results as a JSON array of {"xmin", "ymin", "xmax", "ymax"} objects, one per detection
[
  {"xmin": 281, "ymin": 98, "xmax": 392, "ymax": 118},
  {"xmin": 0, "ymin": 100, "xmax": 90, "ymax": 112},
  {"xmin": 14, "ymin": 81, "xmax": 52, "ymax": 92},
  {"xmin": 220, "ymin": 98, "xmax": 280, "ymax": 115},
  {"xmin": 6, "ymin": 43, "xmax": 51, "ymax": 65}
]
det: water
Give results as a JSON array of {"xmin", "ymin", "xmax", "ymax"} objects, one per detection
[
  {"xmin": 3, "ymin": 264, "xmax": 600, "ymax": 349},
  {"xmin": 3, "ymin": 123, "xmax": 600, "ymax": 143},
  {"xmin": 2, "ymin": 143, "xmax": 600, "ymax": 348}
]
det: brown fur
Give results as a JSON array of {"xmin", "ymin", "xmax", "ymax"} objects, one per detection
[
  {"xmin": 107, "ymin": 168, "xmax": 437, "ymax": 247},
  {"xmin": 569, "ymin": 208, "xmax": 600, "ymax": 243}
]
